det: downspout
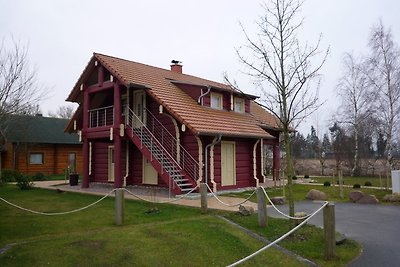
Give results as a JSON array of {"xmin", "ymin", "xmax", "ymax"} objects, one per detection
[
  {"xmin": 123, "ymin": 141, "xmax": 129, "ymax": 187},
  {"xmin": 198, "ymin": 86, "xmax": 211, "ymax": 104},
  {"xmin": 205, "ymin": 134, "xmax": 222, "ymax": 185},
  {"xmin": 260, "ymin": 139, "xmax": 267, "ymax": 182},
  {"xmin": 253, "ymin": 139, "xmax": 261, "ymax": 187}
]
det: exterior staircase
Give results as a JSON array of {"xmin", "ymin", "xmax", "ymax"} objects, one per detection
[{"xmin": 125, "ymin": 108, "xmax": 199, "ymax": 194}]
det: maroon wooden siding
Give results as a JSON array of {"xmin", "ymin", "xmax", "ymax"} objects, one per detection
[
  {"xmin": 176, "ymin": 84, "xmax": 202, "ymax": 102},
  {"xmin": 213, "ymin": 138, "xmax": 256, "ymax": 190},
  {"xmin": 128, "ymin": 143, "xmax": 143, "ymax": 185},
  {"xmin": 91, "ymin": 140, "xmax": 126, "ymax": 183}
]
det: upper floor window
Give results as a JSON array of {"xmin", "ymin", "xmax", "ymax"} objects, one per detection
[
  {"xmin": 234, "ymin": 97, "xmax": 245, "ymax": 113},
  {"xmin": 210, "ymin": 93, "xmax": 223, "ymax": 109}
]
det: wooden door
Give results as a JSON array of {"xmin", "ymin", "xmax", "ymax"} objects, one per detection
[
  {"xmin": 108, "ymin": 146, "xmax": 115, "ymax": 182},
  {"xmin": 143, "ymin": 158, "xmax": 158, "ymax": 185},
  {"xmin": 221, "ymin": 142, "xmax": 236, "ymax": 186},
  {"xmin": 133, "ymin": 90, "xmax": 146, "ymax": 128}
]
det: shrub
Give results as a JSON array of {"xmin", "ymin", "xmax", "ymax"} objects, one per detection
[
  {"xmin": 1, "ymin": 169, "xmax": 23, "ymax": 182},
  {"xmin": 292, "ymin": 175, "xmax": 298, "ymax": 180},
  {"xmin": 364, "ymin": 181, "xmax": 372, "ymax": 187},
  {"xmin": 353, "ymin": 184, "xmax": 361, "ymax": 189},
  {"xmin": 323, "ymin": 181, "xmax": 331, "ymax": 187},
  {"xmin": 32, "ymin": 172, "xmax": 47, "ymax": 181},
  {"xmin": 304, "ymin": 174, "xmax": 310, "ymax": 179},
  {"xmin": 16, "ymin": 175, "xmax": 34, "ymax": 190}
]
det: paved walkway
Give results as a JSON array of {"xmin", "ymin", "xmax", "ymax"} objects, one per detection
[{"xmin": 33, "ymin": 180, "xmax": 260, "ymax": 212}]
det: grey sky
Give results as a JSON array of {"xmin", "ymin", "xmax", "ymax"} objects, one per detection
[{"xmin": 1, "ymin": 0, "xmax": 399, "ymax": 135}]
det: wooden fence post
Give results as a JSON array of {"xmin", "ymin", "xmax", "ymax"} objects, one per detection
[
  {"xmin": 257, "ymin": 187, "xmax": 267, "ymax": 227},
  {"xmin": 323, "ymin": 202, "xmax": 335, "ymax": 260},
  {"xmin": 115, "ymin": 188, "xmax": 125, "ymax": 225},
  {"xmin": 200, "ymin": 183, "xmax": 208, "ymax": 214}
]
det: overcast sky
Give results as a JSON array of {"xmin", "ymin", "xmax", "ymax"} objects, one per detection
[{"xmin": 1, "ymin": 0, "xmax": 399, "ymax": 135}]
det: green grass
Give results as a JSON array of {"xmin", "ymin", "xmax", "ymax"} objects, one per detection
[
  {"xmin": 224, "ymin": 212, "xmax": 361, "ymax": 267},
  {"xmin": 0, "ymin": 184, "xmax": 313, "ymax": 266},
  {"xmin": 311, "ymin": 176, "xmax": 392, "ymax": 188},
  {"xmin": 227, "ymin": 183, "xmax": 392, "ymax": 203}
]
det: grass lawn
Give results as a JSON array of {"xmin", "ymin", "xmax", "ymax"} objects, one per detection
[
  {"xmin": 0, "ymin": 184, "xmax": 324, "ymax": 267},
  {"xmin": 311, "ymin": 175, "xmax": 392, "ymax": 189}
]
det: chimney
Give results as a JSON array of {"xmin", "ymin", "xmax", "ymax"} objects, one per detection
[{"xmin": 170, "ymin": 60, "xmax": 182, "ymax": 74}]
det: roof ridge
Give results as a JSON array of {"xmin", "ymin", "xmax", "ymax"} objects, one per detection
[{"xmin": 93, "ymin": 52, "xmax": 230, "ymax": 89}]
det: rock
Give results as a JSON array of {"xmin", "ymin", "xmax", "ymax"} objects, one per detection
[
  {"xmin": 356, "ymin": 194, "xmax": 379, "ymax": 204},
  {"xmin": 383, "ymin": 193, "xmax": 400, "ymax": 202},
  {"xmin": 238, "ymin": 205, "xmax": 254, "ymax": 216},
  {"xmin": 270, "ymin": 196, "xmax": 285, "ymax": 205},
  {"xmin": 336, "ymin": 233, "xmax": 347, "ymax": 245},
  {"xmin": 306, "ymin": 189, "xmax": 327, "ymax": 201},
  {"xmin": 294, "ymin": 211, "xmax": 308, "ymax": 225},
  {"xmin": 349, "ymin": 191, "xmax": 365, "ymax": 202}
]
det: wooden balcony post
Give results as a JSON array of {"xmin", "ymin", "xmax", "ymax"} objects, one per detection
[{"xmin": 113, "ymin": 82, "xmax": 122, "ymax": 188}]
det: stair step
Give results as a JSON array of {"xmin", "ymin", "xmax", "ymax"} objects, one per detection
[
  {"xmin": 180, "ymin": 187, "xmax": 195, "ymax": 192},
  {"xmin": 177, "ymin": 183, "xmax": 193, "ymax": 187}
]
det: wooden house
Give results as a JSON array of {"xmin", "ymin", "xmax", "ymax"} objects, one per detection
[
  {"xmin": 0, "ymin": 115, "xmax": 82, "ymax": 176},
  {"xmin": 65, "ymin": 53, "xmax": 281, "ymax": 194}
]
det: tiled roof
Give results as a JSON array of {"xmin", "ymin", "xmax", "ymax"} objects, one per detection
[
  {"xmin": 67, "ymin": 53, "xmax": 280, "ymax": 139},
  {"xmin": 1, "ymin": 115, "xmax": 80, "ymax": 144}
]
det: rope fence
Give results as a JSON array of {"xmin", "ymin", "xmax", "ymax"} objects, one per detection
[
  {"xmin": 227, "ymin": 200, "xmax": 329, "ymax": 267},
  {"xmin": 206, "ymin": 184, "xmax": 257, "ymax": 207},
  {"xmin": 122, "ymin": 184, "xmax": 200, "ymax": 204},
  {"xmin": 0, "ymin": 189, "xmax": 117, "ymax": 216}
]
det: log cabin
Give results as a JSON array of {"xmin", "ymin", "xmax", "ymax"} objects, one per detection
[
  {"xmin": 0, "ymin": 114, "xmax": 82, "ymax": 176},
  {"xmin": 65, "ymin": 53, "xmax": 282, "ymax": 194}
]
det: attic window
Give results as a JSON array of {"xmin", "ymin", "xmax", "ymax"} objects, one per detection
[
  {"xmin": 210, "ymin": 92, "xmax": 223, "ymax": 110},
  {"xmin": 234, "ymin": 97, "xmax": 245, "ymax": 113},
  {"xmin": 29, "ymin": 153, "xmax": 44, "ymax": 165}
]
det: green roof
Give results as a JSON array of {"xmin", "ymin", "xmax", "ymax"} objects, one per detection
[{"xmin": 0, "ymin": 115, "xmax": 80, "ymax": 144}]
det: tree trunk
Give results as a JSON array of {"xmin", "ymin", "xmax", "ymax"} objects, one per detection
[{"xmin": 283, "ymin": 129, "xmax": 295, "ymax": 218}]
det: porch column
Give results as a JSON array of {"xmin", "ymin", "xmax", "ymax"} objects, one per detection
[
  {"xmin": 273, "ymin": 143, "xmax": 279, "ymax": 180},
  {"xmin": 113, "ymin": 82, "xmax": 123, "ymax": 188},
  {"xmin": 82, "ymin": 139, "xmax": 90, "ymax": 188},
  {"xmin": 82, "ymin": 87, "xmax": 90, "ymax": 188}
]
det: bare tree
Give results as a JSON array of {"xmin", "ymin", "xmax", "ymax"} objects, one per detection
[
  {"xmin": 0, "ymin": 38, "xmax": 44, "ymax": 118},
  {"xmin": 336, "ymin": 52, "xmax": 373, "ymax": 176},
  {"xmin": 0, "ymin": 37, "xmax": 45, "ymax": 181},
  {"xmin": 367, "ymin": 21, "xmax": 400, "ymax": 171},
  {"xmin": 48, "ymin": 105, "xmax": 75, "ymax": 119},
  {"xmin": 236, "ymin": 0, "xmax": 329, "ymax": 217}
]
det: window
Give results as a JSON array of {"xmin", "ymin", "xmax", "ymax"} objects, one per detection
[
  {"xmin": 234, "ymin": 97, "xmax": 245, "ymax": 113},
  {"xmin": 30, "ymin": 153, "xmax": 44, "ymax": 165},
  {"xmin": 210, "ymin": 93, "xmax": 223, "ymax": 109}
]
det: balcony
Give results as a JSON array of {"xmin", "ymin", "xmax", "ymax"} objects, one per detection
[{"xmin": 89, "ymin": 106, "xmax": 114, "ymax": 128}]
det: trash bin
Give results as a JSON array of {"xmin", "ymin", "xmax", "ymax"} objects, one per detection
[
  {"xmin": 391, "ymin": 170, "xmax": 400, "ymax": 193},
  {"xmin": 69, "ymin": 174, "xmax": 79, "ymax": 186}
]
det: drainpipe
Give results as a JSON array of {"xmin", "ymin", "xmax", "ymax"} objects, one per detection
[
  {"xmin": 198, "ymin": 86, "xmax": 211, "ymax": 104},
  {"xmin": 205, "ymin": 134, "xmax": 222, "ymax": 184}
]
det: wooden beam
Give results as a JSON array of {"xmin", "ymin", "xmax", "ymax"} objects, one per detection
[{"xmin": 87, "ymin": 81, "xmax": 114, "ymax": 94}]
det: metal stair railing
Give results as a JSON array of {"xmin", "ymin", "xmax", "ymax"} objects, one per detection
[
  {"xmin": 144, "ymin": 107, "xmax": 200, "ymax": 182},
  {"xmin": 126, "ymin": 107, "xmax": 199, "ymax": 182}
]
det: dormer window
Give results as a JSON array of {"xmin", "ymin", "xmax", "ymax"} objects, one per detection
[
  {"xmin": 234, "ymin": 97, "xmax": 245, "ymax": 113},
  {"xmin": 210, "ymin": 92, "xmax": 223, "ymax": 109}
]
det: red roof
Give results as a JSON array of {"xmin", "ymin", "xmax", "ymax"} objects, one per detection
[{"xmin": 67, "ymin": 53, "xmax": 280, "ymax": 138}]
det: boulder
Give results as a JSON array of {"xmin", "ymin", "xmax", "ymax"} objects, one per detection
[
  {"xmin": 383, "ymin": 193, "xmax": 400, "ymax": 202},
  {"xmin": 238, "ymin": 205, "xmax": 254, "ymax": 216},
  {"xmin": 349, "ymin": 191, "xmax": 365, "ymax": 202},
  {"xmin": 306, "ymin": 189, "xmax": 327, "ymax": 201},
  {"xmin": 356, "ymin": 194, "xmax": 379, "ymax": 204},
  {"xmin": 270, "ymin": 196, "xmax": 285, "ymax": 205},
  {"xmin": 294, "ymin": 211, "xmax": 308, "ymax": 225}
]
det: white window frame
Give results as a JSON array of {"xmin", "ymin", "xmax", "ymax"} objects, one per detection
[
  {"xmin": 234, "ymin": 97, "xmax": 245, "ymax": 113},
  {"xmin": 210, "ymin": 92, "xmax": 223, "ymax": 110}
]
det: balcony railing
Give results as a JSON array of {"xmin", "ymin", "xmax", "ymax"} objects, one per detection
[{"xmin": 89, "ymin": 106, "xmax": 114, "ymax": 128}]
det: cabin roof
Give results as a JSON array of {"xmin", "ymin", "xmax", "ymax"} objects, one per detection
[
  {"xmin": 66, "ymin": 53, "xmax": 281, "ymax": 138},
  {"xmin": 0, "ymin": 115, "xmax": 80, "ymax": 144}
]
